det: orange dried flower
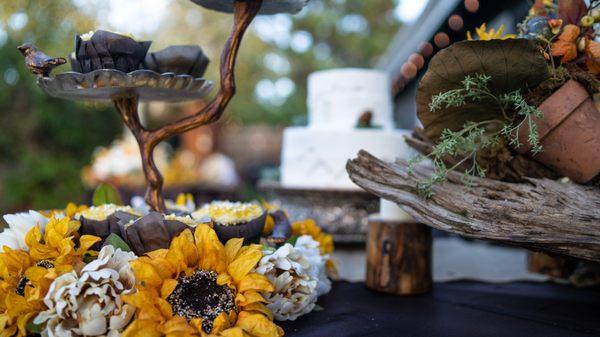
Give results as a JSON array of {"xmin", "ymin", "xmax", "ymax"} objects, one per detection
[
  {"xmin": 551, "ymin": 24, "xmax": 581, "ymax": 63},
  {"xmin": 585, "ymin": 38, "xmax": 600, "ymax": 74}
]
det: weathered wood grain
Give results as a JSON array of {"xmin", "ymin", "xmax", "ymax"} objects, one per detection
[
  {"xmin": 366, "ymin": 219, "xmax": 432, "ymax": 295},
  {"xmin": 347, "ymin": 150, "xmax": 600, "ymax": 262}
]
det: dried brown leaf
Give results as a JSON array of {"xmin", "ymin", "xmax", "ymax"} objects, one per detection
[
  {"xmin": 416, "ymin": 39, "xmax": 550, "ymax": 140},
  {"xmin": 558, "ymin": 0, "xmax": 588, "ymax": 25}
]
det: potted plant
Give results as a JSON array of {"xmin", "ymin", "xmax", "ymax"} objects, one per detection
[
  {"xmin": 412, "ymin": 0, "xmax": 600, "ymax": 196},
  {"xmin": 515, "ymin": 0, "xmax": 600, "ymax": 183}
]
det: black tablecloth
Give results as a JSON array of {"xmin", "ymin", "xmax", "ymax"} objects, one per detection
[{"xmin": 281, "ymin": 281, "xmax": 600, "ymax": 337}]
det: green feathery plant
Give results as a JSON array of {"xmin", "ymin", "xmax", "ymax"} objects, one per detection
[{"xmin": 410, "ymin": 73, "xmax": 543, "ymax": 198}]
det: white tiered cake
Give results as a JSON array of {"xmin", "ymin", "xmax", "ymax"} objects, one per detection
[{"xmin": 281, "ymin": 68, "xmax": 413, "ymax": 190}]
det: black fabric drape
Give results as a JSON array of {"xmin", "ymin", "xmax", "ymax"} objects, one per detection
[{"xmin": 282, "ymin": 281, "xmax": 600, "ymax": 337}]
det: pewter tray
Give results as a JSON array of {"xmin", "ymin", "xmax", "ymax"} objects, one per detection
[
  {"xmin": 258, "ymin": 180, "xmax": 378, "ymax": 243},
  {"xmin": 37, "ymin": 69, "xmax": 213, "ymax": 102},
  {"xmin": 190, "ymin": 0, "xmax": 308, "ymax": 15}
]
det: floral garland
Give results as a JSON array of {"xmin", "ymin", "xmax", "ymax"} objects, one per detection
[{"xmin": 0, "ymin": 193, "xmax": 335, "ymax": 337}]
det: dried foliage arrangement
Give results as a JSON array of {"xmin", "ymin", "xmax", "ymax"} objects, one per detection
[{"xmin": 412, "ymin": 0, "xmax": 600, "ymax": 196}]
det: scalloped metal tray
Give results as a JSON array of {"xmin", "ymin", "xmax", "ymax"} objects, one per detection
[
  {"xmin": 190, "ymin": 0, "xmax": 308, "ymax": 15},
  {"xmin": 37, "ymin": 69, "xmax": 214, "ymax": 102}
]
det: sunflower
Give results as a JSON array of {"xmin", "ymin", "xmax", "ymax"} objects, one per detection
[
  {"xmin": 39, "ymin": 202, "xmax": 89, "ymax": 219},
  {"xmin": 0, "ymin": 216, "xmax": 99, "ymax": 337},
  {"xmin": 467, "ymin": 23, "xmax": 516, "ymax": 41},
  {"xmin": 122, "ymin": 225, "xmax": 283, "ymax": 337}
]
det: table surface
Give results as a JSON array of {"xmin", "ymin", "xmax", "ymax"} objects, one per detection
[{"xmin": 281, "ymin": 281, "xmax": 600, "ymax": 337}]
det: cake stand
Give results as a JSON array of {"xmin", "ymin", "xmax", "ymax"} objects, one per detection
[
  {"xmin": 258, "ymin": 181, "xmax": 378, "ymax": 243},
  {"xmin": 36, "ymin": 0, "xmax": 308, "ymax": 212}
]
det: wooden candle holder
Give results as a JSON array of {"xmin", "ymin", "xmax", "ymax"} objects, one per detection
[{"xmin": 366, "ymin": 218, "xmax": 432, "ymax": 295}]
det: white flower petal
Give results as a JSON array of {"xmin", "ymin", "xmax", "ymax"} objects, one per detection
[
  {"xmin": 0, "ymin": 230, "xmax": 19, "ymax": 250},
  {"xmin": 41, "ymin": 246, "xmax": 137, "ymax": 336},
  {"xmin": 2, "ymin": 210, "xmax": 48, "ymax": 251}
]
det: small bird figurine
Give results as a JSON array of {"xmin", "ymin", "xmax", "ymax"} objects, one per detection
[{"xmin": 17, "ymin": 43, "xmax": 66, "ymax": 77}]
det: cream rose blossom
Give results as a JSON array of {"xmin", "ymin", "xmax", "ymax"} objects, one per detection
[
  {"xmin": 35, "ymin": 245, "xmax": 136, "ymax": 337},
  {"xmin": 256, "ymin": 235, "xmax": 330, "ymax": 321}
]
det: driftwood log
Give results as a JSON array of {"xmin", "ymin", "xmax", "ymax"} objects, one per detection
[
  {"xmin": 346, "ymin": 150, "xmax": 600, "ymax": 263},
  {"xmin": 366, "ymin": 219, "xmax": 432, "ymax": 295}
]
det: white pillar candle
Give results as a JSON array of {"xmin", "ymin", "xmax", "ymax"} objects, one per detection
[{"xmin": 378, "ymin": 199, "xmax": 413, "ymax": 222}]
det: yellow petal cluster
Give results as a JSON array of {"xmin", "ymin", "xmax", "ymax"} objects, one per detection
[
  {"xmin": 0, "ymin": 216, "xmax": 99, "ymax": 337},
  {"xmin": 291, "ymin": 219, "xmax": 334, "ymax": 255},
  {"xmin": 40, "ymin": 202, "xmax": 89, "ymax": 219},
  {"xmin": 25, "ymin": 216, "xmax": 99, "ymax": 265},
  {"xmin": 467, "ymin": 23, "xmax": 516, "ymax": 41},
  {"xmin": 122, "ymin": 225, "xmax": 283, "ymax": 337}
]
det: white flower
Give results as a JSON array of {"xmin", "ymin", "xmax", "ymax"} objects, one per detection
[
  {"xmin": 35, "ymin": 246, "xmax": 137, "ymax": 337},
  {"xmin": 256, "ymin": 235, "xmax": 331, "ymax": 321},
  {"xmin": 295, "ymin": 236, "xmax": 331, "ymax": 297},
  {"xmin": 0, "ymin": 211, "xmax": 49, "ymax": 251}
]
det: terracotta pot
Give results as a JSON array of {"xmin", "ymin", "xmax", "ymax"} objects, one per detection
[{"xmin": 516, "ymin": 80, "xmax": 600, "ymax": 183}]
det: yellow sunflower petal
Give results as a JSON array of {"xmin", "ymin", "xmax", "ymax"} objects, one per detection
[
  {"xmin": 236, "ymin": 290, "xmax": 268, "ymax": 307},
  {"xmin": 76, "ymin": 235, "xmax": 101, "ymax": 254},
  {"xmin": 162, "ymin": 316, "xmax": 197, "ymax": 335},
  {"xmin": 224, "ymin": 238, "xmax": 244, "ymax": 264},
  {"xmin": 220, "ymin": 327, "xmax": 246, "ymax": 337},
  {"xmin": 212, "ymin": 311, "xmax": 233, "ymax": 334},
  {"xmin": 189, "ymin": 318, "xmax": 204, "ymax": 335},
  {"xmin": 130, "ymin": 260, "xmax": 164, "ymax": 288},
  {"xmin": 169, "ymin": 229, "xmax": 199, "ymax": 268},
  {"xmin": 242, "ymin": 302, "xmax": 274, "ymax": 321},
  {"xmin": 236, "ymin": 311, "xmax": 284, "ymax": 337},
  {"xmin": 228, "ymin": 245, "xmax": 262, "ymax": 283},
  {"xmin": 146, "ymin": 256, "xmax": 177, "ymax": 281},
  {"xmin": 122, "ymin": 319, "xmax": 163, "ymax": 337},
  {"xmin": 16, "ymin": 311, "xmax": 37, "ymax": 337},
  {"xmin": 194, "ymin": 225, "xmax": 227, "ymax": 273},
  {"xmin": 161, "ymin": 278, "xmax": 179, "ymax": 299},
  {"xmin": 238, "ymin": 273, "xmax": 274, "ymax": 293},
  {"xmin": 147, "ymin": 249, "xmax": 169, "ymax": 259},
  {"xmin": 157, "ymin": 297, "xmax": 174, "ymax": 318},
  {"xmin": 217, "ymin": 273, "xmax": 233, "ymax": 288}
]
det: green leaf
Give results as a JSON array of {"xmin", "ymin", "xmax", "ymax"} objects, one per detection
[
  {"xmin": 93, "ymin": 183, "xmax": 123, "ymax": 206},
  {"xmin": 104, "ymin": 233, "xmax": 131, "ymax": 252},
  {"xmin": 313, "ymin": 304, "xmax": 325, "ymax": 312},
  {"xmin": 286, "ymin": 236, "xmax": 299, "ymax": 246},
  {"xmin": 26, "ymin": 320, "xmax": 44, "ymax": 334}
]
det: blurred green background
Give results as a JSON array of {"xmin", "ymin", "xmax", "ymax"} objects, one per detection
[{"xmin": 0, "ymin": 0, "xmax": 403, "ymax": 212}]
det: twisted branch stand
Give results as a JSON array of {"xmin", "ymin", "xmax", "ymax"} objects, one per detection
[{"xmin": 113, "ymin": 0, "xmax": 262, "ymax": 212}]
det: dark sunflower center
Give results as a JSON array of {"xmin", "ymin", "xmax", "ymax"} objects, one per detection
[
  {"xmin": 167, "ymin": 270, "xmax": 236, "ymax": 333},
  {"xmin": 15, "ymin": 277, "xmax": 29, "ymax": 296},
  {"xmin": 36, "ymin": 260, "xmax": 54, "ymax": 269},
  {"xmin": 16, "ymin": 260, "xmax": 54, "ymax": 296}
]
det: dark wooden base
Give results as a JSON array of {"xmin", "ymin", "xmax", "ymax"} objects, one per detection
[{"xmin": 366, "ymin": 218, "xmax": 432, "ymax": 295}]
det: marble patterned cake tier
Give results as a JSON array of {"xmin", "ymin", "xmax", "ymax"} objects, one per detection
[{"xmin": 308, "ymin": 69, "xmax": 394, "ymax": 130}]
